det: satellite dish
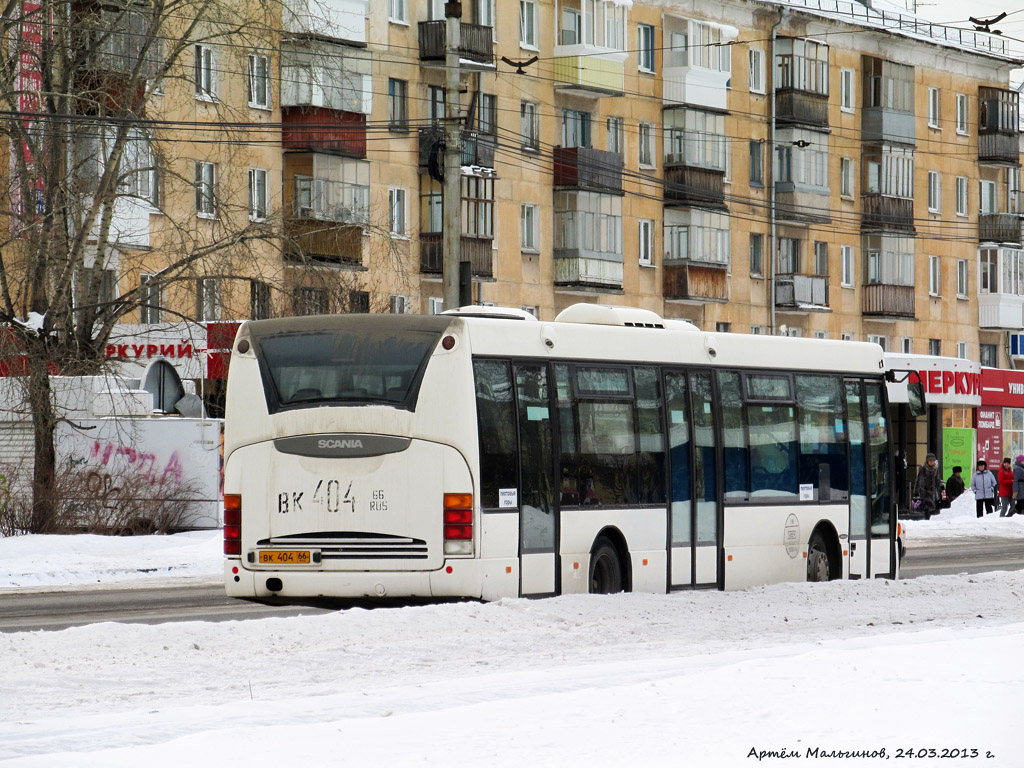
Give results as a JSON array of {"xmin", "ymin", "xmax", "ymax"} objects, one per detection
[{"xmin": 140, "ymin": 358, "xmax": 185, "ymax": 413}]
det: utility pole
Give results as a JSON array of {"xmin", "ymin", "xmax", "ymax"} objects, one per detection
[{"xmin": 442, "ymin": 1, "xmax": 463, "ymax": 311}]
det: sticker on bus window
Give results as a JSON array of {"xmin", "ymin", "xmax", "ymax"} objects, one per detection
[
  {"xmin": 527, "ymin": 406, "xmax": 549, "ymax": 421},
  {"xmin": 799, "ymin": 484, "xmax": 814, "ymax": 501},
  {"xmin": 670, "ymin": 410, "xmax": 685, "ymax": 424},
  {"xmin": 499, "ymin": 488, "xmax": 518, "ymax": 508}
]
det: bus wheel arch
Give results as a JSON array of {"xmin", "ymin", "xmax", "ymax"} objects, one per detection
[
  {"xmin": 806, "ymin": 523, "xmax": 841, "ymax": 582},
  {"xmin": 588, "ymin": 528, "xmax": 631, "ymax": 594}
]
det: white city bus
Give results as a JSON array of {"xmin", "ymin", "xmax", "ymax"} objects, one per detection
[{"xmin": 223, "ymin": 304, "xmax": 898, "ymax": 602}]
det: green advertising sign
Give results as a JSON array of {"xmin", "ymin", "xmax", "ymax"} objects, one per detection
[{"xmin": 942, "ymin": 428, "xmax": 977, "ymax": 483}]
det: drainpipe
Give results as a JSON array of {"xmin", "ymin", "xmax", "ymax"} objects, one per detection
[{"xmin": 769, "ymin": 8, "xmax": 787, "ymax": 336}]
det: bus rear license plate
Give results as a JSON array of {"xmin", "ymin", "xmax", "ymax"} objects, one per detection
[{"xmin": 258, "ymin": 550, "xmax": 311, "ymax": 565}]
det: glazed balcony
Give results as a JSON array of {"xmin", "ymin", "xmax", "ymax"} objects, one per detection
[
  {"xmin": 979, "ymin": 213, "xmax": 1022, "ymax": 244},
  {"xmin": 553, "ymin": 147, "xmax": 623, "ymax": 193},
  {"xmin": 775, "ymin": 274, "xmax": 829, "ymax": 309},
  {"xmin": 418, "ymin": 20, "xmax": 494, "ymax": 69},
  {"xmin": 663, "ymin": 162, "xmax": 726, "ymax": 209},
  {"xmin": 419, "ymin": 234, "xmax": 493, "ymax": 278},
  {"xmin": 862, "ymin": 283, "xmax": 915, "ymax": 318},
  {"xmin": 979, "ymin": 292, "xmax": 1024, "ymax": 329},
  {"xmin": 282, "ymin": 108, "xmax": 366, "ymax": 156},
  {"xmin": 979, "ymin": 87, "xmax": 1019, "ymax": 165},
  {"xmin": 861, "ymin": 194, "xmax": 915, "ymax": 233},
  {"xmin": 417, "ymin": 127, "xmax": 495, "ymax": 171},
  {"xmin": 663, "ymin": 263, "xmax": 728, "ymax": 302}
]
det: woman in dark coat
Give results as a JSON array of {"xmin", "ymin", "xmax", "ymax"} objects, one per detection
[
  {"xmin": 1012, "ymin": 455, "xmax": 1024, "ymax": 517},
  {"xmin": 914, "ymin": 452, "xmax": 943, "ymax": 518}
]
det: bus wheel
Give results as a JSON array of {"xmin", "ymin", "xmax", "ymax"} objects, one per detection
[
  {"xmin": 589, "ymin": 538, "xmax": 623, "ymax": 594},
  {"xmin": 806, "ymin": 533, "xmax": 831, "ymax": 582}
]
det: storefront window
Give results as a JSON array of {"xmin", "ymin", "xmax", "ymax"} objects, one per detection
[
  {"xmin": 1004, "ymin": 407, "xmax": 1024, "ymax": 460},
  {"xmin": 941, "ymin": 407, "xmax": 972, "ymax": 429}
]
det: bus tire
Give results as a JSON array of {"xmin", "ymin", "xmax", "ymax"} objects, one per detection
[
  {"xmin": 806, "ymin": 532, "xmax": 831, "ymax": 582},
  {"xmin": 589, "ymin": 538, "xmax": 623, "ymax": 594}
]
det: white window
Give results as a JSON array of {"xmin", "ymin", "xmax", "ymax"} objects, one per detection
[
  {"xmin": 929, "ymin": 254, "xmax": 941, "ymax": 296},
  {"xmin": 248, "ymin": 168, "xmax": 268, "ymax": 220},
  {"xmin": 980, "ymin": 180, "xmax": 996, "ymax": 215},
  {"xmin": 247, "ymin": 54, "xmax": 270, "ymax": 109},
  {"xmin": 520, "ymin": 101, "xmax": 539, "ymax": 150},
  {"xmin": 428, "ymin": 297, "xmax": 444, "ymax": 315},
  {"xmin": 194, "ymin": 44, "xmax": 215, "ymax": 100},
  {"xmin": 195, "ymin": 161, "xmax": 216, "ymax": 216},
  {"xmin": 748, "ymin": 48, "xmax": 764, "ymax": 94},
  {"xmin": 867, "ymin": 334, "xmax": 888, "ymax": 351},
  {"xmin": 956, "ymin": 176, "xmax": 968, "ymax": 216},
  {"xmin": 813, "ymin": 241, "xmax": 828, "ymax": 275},
  {"xmin": 520, "ymin": 203, "xmax": 538, "ymax": 251},
  {"xmin": 139, "ymin": 274, "xmax": 160, "ymax": 324},
  {"xmin": 389, "ymin": 187, "xmax": 406, "ymax": 235},
  {"xmin": 928, "ymin": 171, "xmax": 941, "ymax": 213},
  {"xmin": 750, "ymin": 233, "xmax": 764, "ymax": 276},
  {"xmin": 751, "ymin": 325, "xmax": 765, "ymax": 335},
  {"xmin": 928, "ymin": 87, "xmax": 941, "ymax": 129},
  {"xmin": 957, "ymin": 258, "xmax": 969, "ymax": 297},
  {"xmin": 607, "ymin": 116, "xmax": 623, "ymax": 154},
  {"xmin": 196, "ymin": 278, "xmax": 221, "ymax": 321},
  {"xmin": 814, "ymin": 331, "xmax": 828, "ymax": 340},
  {"xmin": 688, "ymin": 20, "xmax": 731, "ymax": 74},
  {"xmin": 842, "ymin": 332, "xmax": 854, "ymax": 341},
  {"xmin": 389, "ymin": 294, "xmax": 409, "ymax": 314},
  {"xmin": 638, "ymin": 122, "xmax": 655, "ymax": 167},
  {"xmin": 840, "ymin": 157, "xmax": 854, "ymax": 198},
  {"xmin": 519, "ymin": 0, "xmax": 537, "ymax": 48},
  {"xmin": 840, "ymin": 68, "xmax": 855, "ymax": 112},
  {"xmin": 956, "ymin": 93, "xmax": 968, "ymax": 134},
  {"xmin": 901, "ymin": 338, "xmax": 913, "ymax": 354},
  {"xmin": 639, "ymin": 219, "xmax": 653, "ymax": 266},
  {"xmin": 1010, "ymin": 168, "xmax": 1021, "ymax": 214},
  {"xmin": 389, "ymin": 0, "xmax": 407, "ymax": 22},
  {"xmin": 476, "ymin": 0, "xmax": 494, "ymax": 30},
  {"xmin": 521, "ymin": 305, "xmax": 539, "ymax": 318},
  {"xmin": 957, "ymin": 341, "xmax": 969, "ymax": 360},
  {"xmin": 638, "ymin": 24, "xmax": 655, "ymax": 72},
  {"xmin": 841, "ymin": 245, "xmax": 855, "ymax": 288}
]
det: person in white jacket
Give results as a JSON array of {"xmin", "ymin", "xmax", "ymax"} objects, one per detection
[{"xmin": 970, "ymin": 459, "xmax": 997, "ymax": 518}]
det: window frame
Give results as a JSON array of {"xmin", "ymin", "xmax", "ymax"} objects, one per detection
[
  {"xmin": 520, "ymin": 101, "xmax": 539, "ymax": 150},
  {"xmin": 956, "ymin": 176, "xmax": 969, "ymax": 217},
  {"xmin": 638, "ymin": 23, "xmax": 655, "ymax": 73},
  {"xmin": 519, "ymin": 0, "xmax": 537, "ymax": 49},
  {"xmin": 927, "ymin": 87, "xmax": 941, "ymax": 129},
  {"xmin": 388, "ymin": 0, "xmax": 407, "ymax": 23},
  {"xmin": 388, "ymin": 78, "xmax": 408, "ymax": 130},
  {"xmin": 247, "ymin": 53, "xmax": 270, "ymax": 109},
  {"xmin": 521, "ymin": 202, "xmax": 538, "ymax": 252},
  {"xmin": 841, "ymin": 245, "xmax": 855, "ymax": 288},
  {"xmin": 928, "ymin": 170, "xmax": 941, "ymax": 213},
  {"xmin": 957, "ymin": 258, "xmax": 969, "ymax": 298},
  {"xmin": 389, "ymin": 187, "xmax": 407, "ymax": 236},
  {"xmin": 638, "ymin": 122, "xmax": 656, "ymax": 168},
  {"xmin": 195, "ymin": 160, "xmax": 216, "ymax": 217},
  {"xmin": 748, "ymin": 48, "xmax": 765, "ymax": 94},
  {"xmin": 638, "ymin": 218, "xmax": 654, "ymax": 266},
  {"xmin": 194, "ymin": 43, "xmax": 216, "ymax": 101},
  {"xmin": 248, "ymin": 167, "xmax": 268, "ymax": 221},
  {"xmin": 840, "ymin": 68, "xmax": 855, "ymax": 112},
  {"xmin": 929, "ymin": 254, "xmax": 941, "ymax": 296},
  {"xmin": 956, "ymin": 93, "xmax": 969, "ymax": 134}
]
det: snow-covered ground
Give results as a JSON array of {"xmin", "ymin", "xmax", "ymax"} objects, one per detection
[{"xmin": 0, "ymin": 499, "xmax": 1021, "ymax": 767}]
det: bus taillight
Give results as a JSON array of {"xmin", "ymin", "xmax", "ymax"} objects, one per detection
[
  {"xmin": 224, "ymin": 494, "xmax": 242, "ymax": 556},
  {"xmin": 443, "ymin": 493, "xmax": 473, "ymax": 556}
]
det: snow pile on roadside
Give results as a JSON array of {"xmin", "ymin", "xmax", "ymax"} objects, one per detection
[
  {"xmin": 904, "ymin": 488, "xmax": 1024, "ymax": 540},
  {"xmin": 0, "ymin": 531, "xmax": 221, "ymax": 590}
]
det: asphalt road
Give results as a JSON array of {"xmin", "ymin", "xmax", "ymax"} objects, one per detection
[{"xmin": 1, "ymin": 536, "xmax": 1020, "ymax": 632}]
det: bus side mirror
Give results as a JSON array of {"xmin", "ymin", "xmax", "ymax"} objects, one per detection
[{"xmin": 907, "ymin": 382, "xmax": 925, "ymax": 418}]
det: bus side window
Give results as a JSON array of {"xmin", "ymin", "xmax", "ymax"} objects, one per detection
[
  {"xmin": 473, "ymin": 360, "xmax": 518, "ymax": 509},
  {"xmin": 555, "ymin": 365, "xmax": 580, "ymax": 506},
  {"xmin": 796, "ymin": 375, "xmax": 848, "ymax": 502},
  {"xmin": 717, "ymin": 371, "xmax": 748, "ymax": 502},
  {"xmin": 633, "ymin": 367, "xmax": 666, "ymax": 505}
]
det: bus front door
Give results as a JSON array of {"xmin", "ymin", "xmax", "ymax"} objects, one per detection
[
  {"xmin": 846, "ymin": 380, "xmax": 869, "ymax": 579},
  {"xmin": 665, "ymin": 370, "xmax": 719, "ymax": 588},
  {"xmin": 514, "ymin": 364, "xmax": 557, "ymax": 597}
]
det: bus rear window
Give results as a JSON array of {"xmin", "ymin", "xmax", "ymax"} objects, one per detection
[{"xmin": 252, "ymin": 325, "xmax": 443, "ymax": 412}]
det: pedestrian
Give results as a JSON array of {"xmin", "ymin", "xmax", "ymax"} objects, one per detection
[
  {"xmin": 969, "ymin": 460, "xmax": 996, "ymax": 518},
  {"xmin": 914, "ymin": 452, "xmax": 943, "ymax": 519},
  {"xmin": 946, "ymin": 465, "xmax": 966, "ymax": 502},
  {"xmin": 997, "ymin": 457, "xmax": 1014, "ymax": 516},
  {"xmin": 1012, "ymin": 454, "xmax": 1024, "ymax": 518}
]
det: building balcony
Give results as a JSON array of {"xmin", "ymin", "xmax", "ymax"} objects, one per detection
[
  {"xmin": 775, "ymin": 187, "xmax": 831, "ymax": 224},
  {"xmin": 663, "ymin": 263, "xmax": 729, "ymax": 302},
  {"xmin": 284, "ymin": 219, "xmax": 362, "ymax": 266},
  {"xmin": 862, "ymin": 283, "xmax": 915, "ymax": 318},
  {"xmin": 554, "ymin": 251, "xmax": 623, "ymax": 290},
  {"xmin": 663, "ymin": 162, "xmax": 725, "ymax": 209},
  {"xmin": 418, "ymin": 20, "xmax": 494, "ymax": 69},
  {"xmin": 861, "ymin": 108, "xmax": 915, "ymax": 146},
  {"xmin": 775, "ymin": 274, "xmax": 829, "ymax": 310},
  {"xmin": 552, "ymin": 47, "xmax": 626, "ymax": 97},
  {"xmin": 979, "ymin": 292, "xmax": 1024, "ymax": 329},
  {"xmin": 417, "ymin": 127, "xmax": 495, "ymax": 172},
  {"xmin": 979, "ymin": 213, "xmax": 1022, "ymax": 244},
  {"xmin": 979, "ymin": 133, "xmax": 1019, "ymax": 166},
  {"xmin": 282, "ymin": 108, "xmax": 366, "ymax": 156},
  {"xmin": 553, "ymin": 147, "xmax": 623, "ymax": 193},
  {"xmin": 775, "ymin": 90, "xmax": 829, "ymax": 128},
  {"xmin": 662, "ymin": 66, "xmax": 729, "ymax": 111},
  {"xmin": 419, "ymin": 234, "xmax": 493, "ymax": 278},
  {"xmin": 861, "ymin": 194, "xmax": 915, "ymax": 233}
]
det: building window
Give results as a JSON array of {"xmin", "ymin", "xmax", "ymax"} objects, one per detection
[
  {"xmin": 248, "ymin": 168, "xmax": 267, "ymax": 220},
  {"xmin": 929, "ymin": 255, "xmax": 941, "ymax": 296},
  {"xmin": 956, "ymin": 176, "xmax": 969, "ymax": 216},
  {"xmin": 775, "ymin": 131, "xmax": 828, "ymax": 188},
  {"xmin": 957, "ymin": 342, "xmax": 969, "ymax": 360},
  {"xmin": 638, "ymin": 122, "xmax": 655, "ymax": 167},
  {"xmin": 478, "ymin": 93, "xmax": 497, "ymax": 135},
  {"xmin": 956, "ymin": 93, "xmax": 968, "ymax": 134},
  {"xmin": 774, "ymin": 38, "xmax": 828, "ymax": 95},
  {"xmin": 519, "ymin": 0, "xmax": 537, "ymax": 48},
  {"xmin": 348, "ymin": 290, "xmax": 369, "ymax": 314},
  {"xmin": 297, "ymin": 287, "xmax": 326, "ymax": 316},
  {"xmin": 863, "ymin": 58, "xmax": 914, "ymax": 112},
  {"xmin": 957, "ymin": 258, "xmax": 969, "ymax": 297},
  {"xmin": 748, "ymin": 48, "xmax": 764, "ymax": 94},
  {"xmin": 139, "ymin": 274, "xmax": 160, "ymax": 323},
  {"xmin": 1009, "ymin": 168, "xmax": 1021, "ymax": 214},
  {"xmin": 428, "ymin": 85, "xmax": 445, "ymax": 123},
  {"xmin": 863, "ymin": 145, "xmax": 913, "ymax": 198},
  {"xmin": 901, "ymin": 337, "xmax": 913, "ymax": 354},
  {"xmin": 716, "ymin": 322, "xmax": 731, "ymax": 333},
  {"xmin": 663, "ymin": 108, "xmax": 726, "ymax": 171},
  {"xmin": 521, "ymin": 203, "xmax": 538, "ymax": 251},
  {"xmin": 250, "ymin": 280, "xmax": 271, "ymax": 319},
  {"xmin": 389, "ymin": 187, "xmax": 406, "ymax": 235},
  {"xmin": 476, "ymin": 0, "xmax": 494, "ymax": 29},
  {"xmin": 521, "ymin": 101, "xmax": 539, "ymax": 150},
  {"xmin": 247, "ymin": 53, "xmax": 270, "ymax": 109},
  {"xmin": 814, "ymin": 331, "xmax": 828, "ymax": 340},
  {"xmin": 980, "ymin": 180, "xmax": 996, "ymax": 215},
  {"xmin": 842, "ymin": 332, "xmax": 854, "ymax": 341},
  {"xmin": 663, "ymin": 208, "xmax": 729, "ymax": 266},
  {"xmin": 841, "ymin": 245, "xmax": 855, "ymax": 287},
  {"xmin": 196, "ymin": 277, "xmax": 220, "ymax": 321},
  {"xmin": 638, "ymin": 24, "xmax": 655, "ymax": 72},
  {"xmin": 388, "ymin": 78, "xmax": 408, "ymax": 130},
  {"xmin": 685, "ymin": 20, "xmax": 732, "ymax": 73},
  {"xmin": 463, "ymin": 175, "xmax": 494, "ymax": 238},
  {"xmin": 929, "ymin": 338, "xmax": 941, "ymax": 356},
  {"xmin": 562, "ymin": 109, "xmax": 591, "ymax": 148},
  {"xmin": 195, "ymin": 161, "xmax": 216, "ymax": 216},
  {"xmin": 639, "ymin": 219, "xmax": 653, "ymax": 266},
  {"xmin": 777, "ymin": 237, "xmax": 800, "ymax": 274},
  {"xmin": 981, "ymin": 343, "xmax": 997, "ymax": 367},
  {"xmin": 389, "ymin": 0, "xmax": 407, "ymax": 22},
  {"xmin": 840, "ymin": 157, "xmax": 854, "ymax": 198},
  {"xmin": 840, "ymin": 68, "xmax": 855, "ymax": 112},
  {"xmin": 928, "ymin": 171, "xmax": 941, "ymax": 213},
  {"xmin": 928, "ymin": 87, "xmax": 941, "ymax": 128},
  {"xmin": 813, "ymin": 241, "xmax": 828, "ymax": 276},
  {"xmin": 751, "ymin": 325, "xmax": 765, "ymax": 335},
  {"xmin": 867, "ymin": 334, "xmax": 888, "ymax": 351},
  {"xmin": 194, "ymin": 44, "xmax": 215, "ymax": 99},
  {"xmin": 749, "ymin": 233, "xmax": 765, "ymax": 278},
  {"xmin": 980, "ymin": 249, "xmax": 998, "ymax": 293},
  {"xmin": 864, "ymin": 235, "xmax": 914, "ymax": 286},
  {"xmin": 749, "ymin": 140, "xmax": 763, "ymax": 185},
  {"xmin": 607, "ymin": 116, "xmax": 623, "ymax": 154},
  {"xmin": 389, "ymin": 294, "xmax": 409, "ymax": 314}
]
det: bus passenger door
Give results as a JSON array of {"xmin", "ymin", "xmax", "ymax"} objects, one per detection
[
  {"xmin": 865, "ymin": 382, "xmax": 895, "ymax": 577},
  {"xmin": 665, "ymin": 370, "xmax": 719, "ymax": 588},
  {"xmin": 514, "ymin": 364, "xmax": 557, "ymax": 597},
  {"xmin": 845, "ymin": 380, "xmax": 869, "ymax": 579}
]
